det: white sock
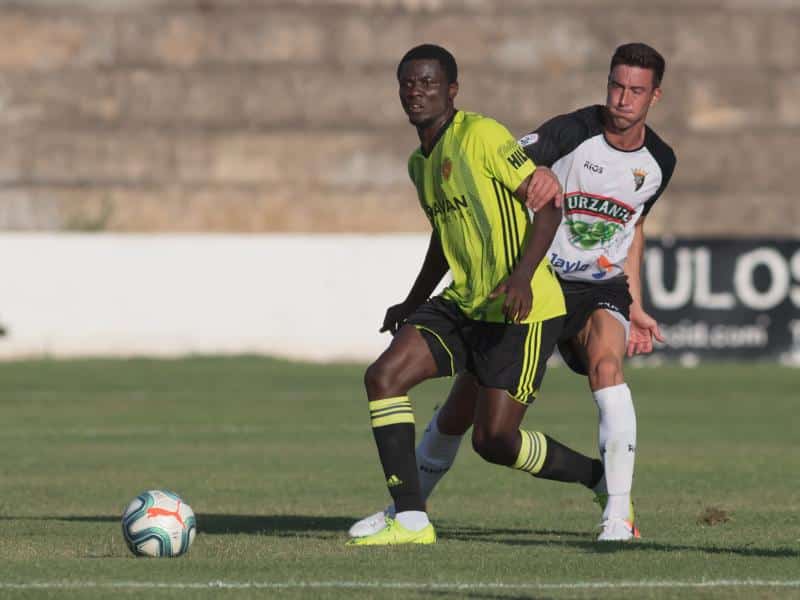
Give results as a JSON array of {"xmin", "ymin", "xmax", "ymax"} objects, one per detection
[
  {"xmin": 395, "ymin": 510, "xmax": 429, "ymax": 531},
  {"xmin": 592, "ymin": 473, "xmax": 607, "ymax": 497},
  {"xmin": 594, "ymin": 383, "xmax": 636, "ymax": 521},
  {"xmin": 415, "ymin": 409, "xmax": 463, "ymax": 502}
]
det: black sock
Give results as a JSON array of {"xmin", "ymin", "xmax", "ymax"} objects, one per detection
[
  {"xmin": 369, "ymin": 396, "xmax": 424, "ymax": 512},
  {"xmin": 534, "ymin": 434, "xmax": 604, "ymax": 489}
]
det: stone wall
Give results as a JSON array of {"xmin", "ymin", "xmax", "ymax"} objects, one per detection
[{"xmin": 1, "ymin": 0, "xmax": 798, "ymax": 235}]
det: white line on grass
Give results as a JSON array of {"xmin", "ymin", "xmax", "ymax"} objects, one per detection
[{"xmin": 0, "ymin": 580, "xmax": 799, "ymax": 591}]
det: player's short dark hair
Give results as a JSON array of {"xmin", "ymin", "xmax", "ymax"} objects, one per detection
[
  {"xmin": 610, "ymin": 42, "xmax": 666, "ymax": 88},
  {"xmin": 397, "ymin": 44, "xmax": 458, "ymax": 84}
]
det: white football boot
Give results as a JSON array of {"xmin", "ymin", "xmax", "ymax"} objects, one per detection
[
  {"xmin": 597, "ymin": 516, "xmax": 640, "ymax": 541},
  {"xmin": 348, "ymin": 505, "xmax": 394, "ymax": 538}
]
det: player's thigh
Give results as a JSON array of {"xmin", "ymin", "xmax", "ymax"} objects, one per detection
[
  {"xmin": 557, "ymin": 277, "xmax": 632, "ymax": 376},
  {"xmin": 366, "ymin": 324, "xmax": 440, "ymax": 393},
  {"xmin": 471, "ymin": 316, "xmax": 564, "ymax": 406},
  {"xmin": 406, "ymin": 297, "xmax": 470, "ymax": 379},
  {"xmin": 436, "ymin": 372, "xmax": 479, "ymax": 436}
]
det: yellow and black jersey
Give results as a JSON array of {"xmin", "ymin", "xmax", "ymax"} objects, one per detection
[{"xmin": 408, "ymin": 110, "xmax": 565, "ymax": 324}]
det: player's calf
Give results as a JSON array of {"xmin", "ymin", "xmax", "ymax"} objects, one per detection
[
  {"xmin": 509, "ymin": 430, "xmax": 601, "ymax": 486},
  {"xmin": 471, "ymin": 427, "xmax": 520, "ymax": 466},
  {"xmin": 594, "ymin": 383, "xmax": 636, "ymax": 522}
]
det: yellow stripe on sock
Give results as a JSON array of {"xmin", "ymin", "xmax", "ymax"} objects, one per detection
[
  {"xmin": 371, "ymin": 412, "xmax": 414, "ymax": 427},
  {"xmin": 512, "ymin": 429, "xmax": 531, "ymax": 470},
  {"xmin": 511, "ymin": 430, "xmax": 547, "ymax": 475},
  {"xmin": 369, "ymin": 396, "xmax": 415, "ymax": 428},
  {"xmin": 369, "ymin": 397, "xmax": 411, "ymax": 412},
  {"xmin": 370, "ymin": 403, "xmax": 412, "ymax": 417}
]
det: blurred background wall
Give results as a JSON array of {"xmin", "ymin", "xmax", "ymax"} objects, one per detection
[{"xmin": 1, "ymin": 0, "xmax": 799, "ymax": 237}]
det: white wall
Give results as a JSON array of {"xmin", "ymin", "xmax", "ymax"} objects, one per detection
[{"xmin": 0, "ymin": 233, "xmax": 442, "ymax": 362}]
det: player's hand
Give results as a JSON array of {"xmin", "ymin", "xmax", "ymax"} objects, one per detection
[
  {"xmin": 380, "ymin": 301, "xmax": 415, "ymax": 335},
  {"xmin": 526, "ymin": 166, "xmax": 563, "ymax": 213},
  {"xmin": 489, "ymin": 273, "xmax": 532, "ymax": 323},
  {"xmin": 627, "ymin": 308, "xmax": 665, "ymax": 356}
]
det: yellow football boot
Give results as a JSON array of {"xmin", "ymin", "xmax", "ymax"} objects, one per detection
[{"xmin": 346, "ymin": 517, "xmax": 436, "ymax": 546}]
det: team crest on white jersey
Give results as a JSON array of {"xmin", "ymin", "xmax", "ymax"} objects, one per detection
[{"xmin": 632, "ymin": 168, "xmax": 647, "ymax": 191}]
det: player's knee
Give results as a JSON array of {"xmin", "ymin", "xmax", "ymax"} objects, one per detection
[
  {"xmin": 471, "ymin": 427, "xmax": 516, "ymax": 466},
  {"xmin": 589, "ymin": 356, "xmax": 623, "ymax": 389},
  {"xmin": 364, "ymin": 360, "xmax": 399, "ymax": 399}
]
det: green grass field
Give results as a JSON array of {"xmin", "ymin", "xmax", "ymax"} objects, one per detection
[{"xmin": 0, "ymin": 357, "xmax": 797, "ymax": 599}]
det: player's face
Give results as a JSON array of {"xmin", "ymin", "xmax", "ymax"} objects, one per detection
[
  {"xmin": 398, "ymin": 59, "xmax": 457, "ymax": 129},
  {"xmin": 605, "ymin": 64, "xmax": 661, "ymax": 132}
]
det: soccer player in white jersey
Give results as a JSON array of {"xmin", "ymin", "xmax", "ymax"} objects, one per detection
[{"xmin": 350, "ymin": 42, "xmax": 676, "ymax": 542}]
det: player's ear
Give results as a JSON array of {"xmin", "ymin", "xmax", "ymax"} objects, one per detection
[
  {"xmin": 448, "ymin": 81, "xmax": 459, "ymax": 101},
  {"xmin": 650, "ymin": 87, "xmax": 662, "ymax": 107}
]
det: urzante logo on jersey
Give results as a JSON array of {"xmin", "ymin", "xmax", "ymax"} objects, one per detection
[{"xmin": 564, "ymin": 193, "xmax": 634, "ymax": 250}]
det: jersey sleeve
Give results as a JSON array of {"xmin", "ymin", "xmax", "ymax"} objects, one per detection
[
  {"xmin": 471, "ymin": 118, "xmax": 535, "ymax": 195},
  {"xmin": 519, "ymin": 109, "xmax": 594, "ymax": 167},
  {"xmin": 642, "ymin": 133, "xmax": 677, "ymax": 217}
]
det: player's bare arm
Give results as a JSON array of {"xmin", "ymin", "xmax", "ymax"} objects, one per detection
[
  {"xmin": 490, "ymin": 175, "xmax": 562, "ymax": 322},
  {"xmin": 525, "ymin": 166, "xmax": 564, "ymax": 212},
  {"xmin": 381, "ymin": 232, "xmax": 449, "ymax": 334},
  {"xmin": 623, "ymin": 216, "xmax": 664, "ymax": 356}
]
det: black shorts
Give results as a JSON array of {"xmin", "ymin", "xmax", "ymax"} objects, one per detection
[
  {"xmin": 406, "ymin": 296, "xmax": 564, "ymax": 405},
  {"xmin": 557, "ymin": 275, "xmax": 632, "ymax": 375}
]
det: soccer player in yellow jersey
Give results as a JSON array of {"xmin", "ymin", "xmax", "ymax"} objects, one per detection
[
  {"xmin": 351, "ymin": 43, "xmax": 675, "ymax": 543},
  {"xmin": 349, "ymin": 44, "xmax": 596, "ymax": 546}
]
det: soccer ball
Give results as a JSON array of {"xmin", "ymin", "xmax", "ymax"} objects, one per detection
[{"xmin": 121, "ymin": 490, "xmax": 197, "ymax": 557}]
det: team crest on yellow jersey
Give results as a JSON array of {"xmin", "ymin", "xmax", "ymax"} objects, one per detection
[
  {"xmin": 441, "ymin": 158, "xmax": 452, "ymax": 181},
  {"xmin": 632, "ymin": 168, "xmax": 647, "ymax": 191}
]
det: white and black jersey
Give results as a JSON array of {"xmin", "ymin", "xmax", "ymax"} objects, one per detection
[{"xmin": 519, "ymin": 105, "xmax": 676, "ymax": 282}]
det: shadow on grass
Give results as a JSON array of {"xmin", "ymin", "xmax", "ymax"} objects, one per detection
[
  {"xmin": 0, "ymin": 513, "xmax": 357, "ymax": 536},
  {"xmin": 2, "ymin": 514, "xmax": 797, "ymax": 559},
  {"xmin": 442, "ymin": 526, "xmax": 800, "ymax": 559},
  {"xmin": 197, "ymin": 514, "xmax": 357, "ymax": 534},
  {"xmin": 439, "ymin": 525, "xmax": 584, "ymax": 538}
]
